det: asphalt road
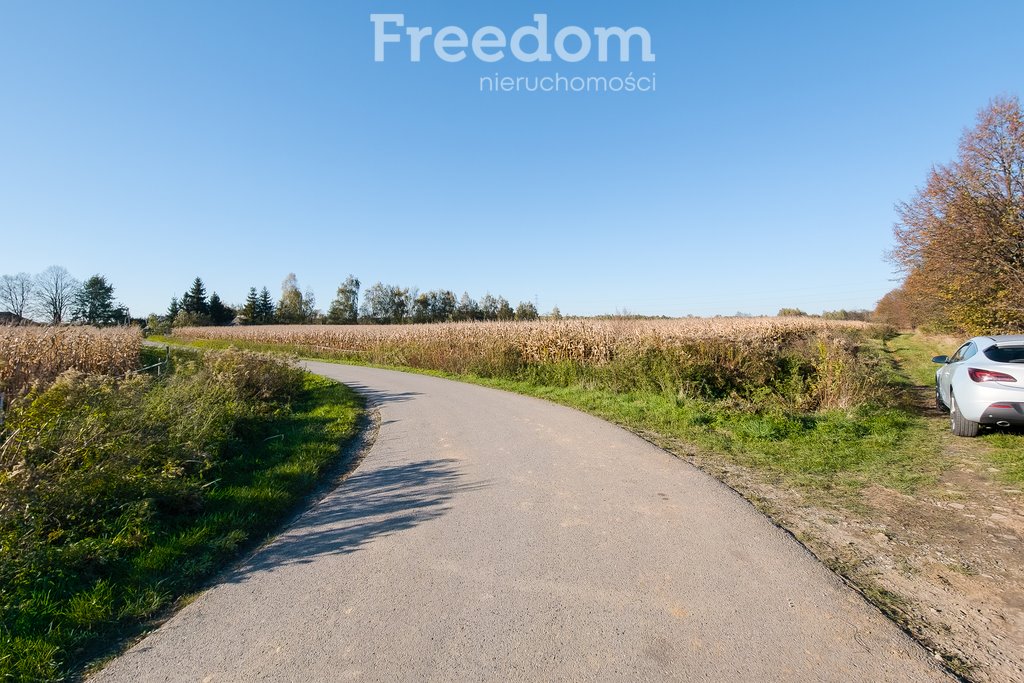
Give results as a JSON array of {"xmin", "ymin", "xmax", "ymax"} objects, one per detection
[{"xmin": 94, "ymin": 363, "xmax": 949, "ymax": 682}]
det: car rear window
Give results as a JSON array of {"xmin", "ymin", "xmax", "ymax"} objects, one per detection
[{"xmin": 984, "ymin": 345, "xmax": 1024, "ymax": 363}]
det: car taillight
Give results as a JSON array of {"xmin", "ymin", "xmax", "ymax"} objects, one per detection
[{"xmin": 968, "ymin": 368, "xmax": 1017, "ymax": 383}]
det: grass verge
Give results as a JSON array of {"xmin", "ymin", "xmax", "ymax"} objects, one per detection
[{"xmin": 0, "ymin": 348, "xmax": 362, "ymax": 680}]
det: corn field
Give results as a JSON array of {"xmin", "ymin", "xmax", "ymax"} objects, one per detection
[
  {"xmin": 0, "ymin": 326, "xmax": 142, "ymax": 398},
  {"xmin": 178, "ymin": 318, "xmax": 869, "ymax": 358},
  {"xmin": 176, "ymin": 318, "xmax": 886, "ymax": 410}
]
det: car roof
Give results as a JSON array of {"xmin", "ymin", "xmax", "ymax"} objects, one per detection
[{"xmin": 979, "ymin": 334, "xmax": 1024, "ymax": 346}]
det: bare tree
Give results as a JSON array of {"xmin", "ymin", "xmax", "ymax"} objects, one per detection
[
  {"xmin": 33, "ymin": 266, "xmax": 79, "ymax": 324},
  {"xmin": 0, "ymin": 272, "xmax": 35, "ymax": 320}
]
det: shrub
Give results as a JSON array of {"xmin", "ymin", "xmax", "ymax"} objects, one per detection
[{"xmin": 205, "ymin": 348, "xmax": 305, "ymax": 403}]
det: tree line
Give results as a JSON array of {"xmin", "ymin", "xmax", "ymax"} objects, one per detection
[
  {"xmin": 0, "ymin": 266, "xmax": 130, "ymax": 326},
  {"xmin": 777, "ymin": 308, "xmax": 872, "ymax": 321},
  {"xmin": 877, "ymin": 95, "xmax": 1024, "ymax": 333},
  {"xmin": 160, "ymin": 273, "xmax": 543, "ymax": 327}
]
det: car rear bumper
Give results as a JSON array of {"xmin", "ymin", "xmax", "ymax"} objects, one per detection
[
  {"xmin": 956, "ymin": 383, "xmax": 1024, "ymax": 422},
  {"xmin": 977, "ymin": 402, "xmax": 1024, "ymax": 426}
]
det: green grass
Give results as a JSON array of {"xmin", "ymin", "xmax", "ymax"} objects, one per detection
[
  {"xmin": 886, "ymin": 332, "xmax": 956, "ymax": 388},
  {"xmin": 0, "ymin": 360, "xmax": 362, "ymax": 681},
  {"xmin": 982, "ymin": 432, "xmax": 1024, "ymax": 484},
  {"xmin": 884, "ymin": 333, "xmax": 1024, "ymax": 485}
]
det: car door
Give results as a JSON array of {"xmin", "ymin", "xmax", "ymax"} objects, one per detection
[{"xmin": 939, "ymin": 342, "xmax": 974, "ymax": 403}]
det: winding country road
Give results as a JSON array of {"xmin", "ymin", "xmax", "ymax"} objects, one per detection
[{"xmin": 95, "ymin": 363, "xmax": 948, "ymax": 681}]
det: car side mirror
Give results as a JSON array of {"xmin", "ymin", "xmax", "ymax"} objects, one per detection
[{"xmin": 931, "ymin": 355, "xmax": 949, "ymax": 364}]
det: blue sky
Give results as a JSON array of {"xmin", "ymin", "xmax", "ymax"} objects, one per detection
[{"xmin": 2, "ymin": 1, "xmax": 1022, "ymax": 317}]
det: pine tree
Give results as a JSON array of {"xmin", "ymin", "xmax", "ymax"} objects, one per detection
[
  {"xmin": 71, "ymin": 274, "xmax": 119, "ymax": 325},
  {"xmin": 209, "ymin": 292, "xmax": 233, "ymax": 325},
  {"xmin": 242, "ymin": 287, "xmax": 259, "ymax": 324},
  {"xmin": 182, "ymin": 277, "xmax": 208, "ymax": 314},
  {"xmin": 167, "ymin": 296, "xmax": 180, "ymax": 322},
  {"xmin": 257, "ymin": 287, "xmax": 275, "ymax": 324}
]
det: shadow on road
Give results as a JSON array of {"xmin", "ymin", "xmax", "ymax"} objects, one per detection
[
  {"xmin": 229, "ymin": 458, "xmax": 487, "ymax": 582},
  {"xmin": 342, "ymin": 381, "xmax": 421, "ymax": 406}
]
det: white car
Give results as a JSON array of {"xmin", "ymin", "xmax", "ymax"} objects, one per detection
[{"xmin": 934, "ymin": 335, "xmax": 1024, "ymax": 437}]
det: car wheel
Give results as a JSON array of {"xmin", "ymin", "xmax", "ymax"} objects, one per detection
[
  {"xmin": 950, "ymin": 393, "xmax": 980, "ymax": 438},
  {"xmin": 935, "ymin": 383, "xmax": 948, "ymax": 413}
]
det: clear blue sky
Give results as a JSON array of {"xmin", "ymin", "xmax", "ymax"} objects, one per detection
[{"xmin": 2, "ymin": 1, "xmax": 1022, "ymax": 317}]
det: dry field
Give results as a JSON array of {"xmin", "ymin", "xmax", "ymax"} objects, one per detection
[
  {"xmin": 175, "ymin": 318, "xmax": 872, "ymax": 365},
  {"xmin": 0, "ymin": 326, "xmax": 142, "ymax": 398},
  {"xmin": 175, "ymin": 317, "xmax": 882, "ymax": 411},
  {"xmin": 176, "ymin": 317, "xmax": 871, "ymax": 362}
]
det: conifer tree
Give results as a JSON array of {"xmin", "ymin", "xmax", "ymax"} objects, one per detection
[
  {"xmin": 209, "ymin": 292, "xmax": 233, "ymax": 325},
  {"xmin": 181, "ymin": 277, "xmax": 209, "ymax": 314},
  {"xmin": 242, "ymin": 287, "xmax": 259, "ymax": 323},
  {"xmin": 167, "ymin": 296, "xmax": 180, "ymax": 322},
  {"xmin": 257, "ymin": 287, "xmax": 275, "ymax": 323}
]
